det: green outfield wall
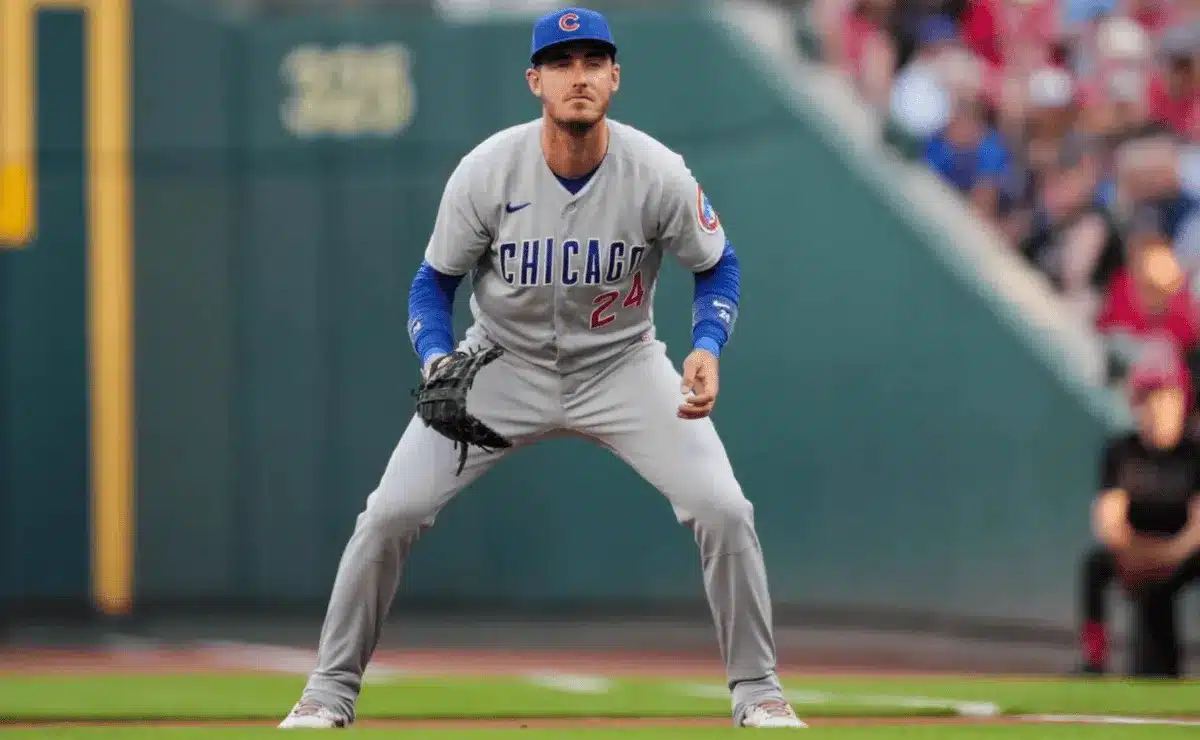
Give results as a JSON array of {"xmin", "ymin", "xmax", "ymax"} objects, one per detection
[{"xmin": 0, "ymin": 1, "xmax": 1124, "ymax": 630}]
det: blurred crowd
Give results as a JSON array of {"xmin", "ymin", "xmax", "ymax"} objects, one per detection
[{"xmin": 804, "ymin": 0, "xmax": 1200, "ymax": 411}]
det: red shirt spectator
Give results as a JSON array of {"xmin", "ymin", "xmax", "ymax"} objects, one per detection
[
  {"xmin": 1125, "ymin": 0, "xmax": 1179, "ymax": 39},
  {"xmin": 1097, "ymin": 260, "xmax": 1200, "ymax": 409},
  {"xmin": 1147, "ymin": 73, "xmax": 1200, "ymax": 139},
  {"xmin": 842, "ymin": 11, "xmax": 881, "ymax": 78},
  {"xmin": 1000, "ymin": 0, "xmax": 1061, "ymax": 72},
  {"xmin": 1097, "ymin": 268, "xmax": 1199, "ymax": 345},
  {"xmin": 961, "ymin": 0, "xmax": 1003, "ymax": 69},
  {"xmin": 1146, "ymin": 21, "xmax": 1200, "ymax": 139}
]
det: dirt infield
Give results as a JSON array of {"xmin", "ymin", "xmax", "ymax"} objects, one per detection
[{"xmin": 0, "ymin": 644, "xmax": 1020, "ymax": 730}]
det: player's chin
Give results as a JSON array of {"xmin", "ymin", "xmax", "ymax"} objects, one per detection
[{"xmin": 553, "ymin": 107, "xmax": 604, "ymax": 130}]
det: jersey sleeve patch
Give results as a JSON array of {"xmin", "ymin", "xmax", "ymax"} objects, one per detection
[{"xmin": 696, "ymin": 184, "xmax": 720, "ymax": 234}]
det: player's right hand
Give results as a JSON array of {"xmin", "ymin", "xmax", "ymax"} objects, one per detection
[{"xmin": 679, "ymin": 349, "xmax": 719, "ymax": 420}]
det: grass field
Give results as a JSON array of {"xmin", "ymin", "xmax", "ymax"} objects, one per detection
[
  {"xmin": 3, "ymin": 730, "xmax": 1200, "ymax": 740},
  {"xmin": 2, "ymin": 664, "xmax": 1200, "ymax": 738}
]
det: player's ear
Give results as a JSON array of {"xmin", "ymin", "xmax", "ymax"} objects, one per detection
[
  {"xmin": 610, "ymin": 62, "xmax": 620, "ymax": 93},
  {"xmin": 526, "ymin": 67, "xmax": 542, "ymax": 98}
]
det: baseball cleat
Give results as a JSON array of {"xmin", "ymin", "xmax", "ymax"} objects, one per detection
[
  {"xmin": 278, "ymin": 701, "xmax": 348, "ymax": 729},
  {"xmin": 740, "ymin": 699, "xmax": 807, "ymax": 728}
]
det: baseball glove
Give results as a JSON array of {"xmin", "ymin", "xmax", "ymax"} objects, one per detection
[{"xmin": 413, "ymin": 345, "xmax": 512, "ymax": 476}]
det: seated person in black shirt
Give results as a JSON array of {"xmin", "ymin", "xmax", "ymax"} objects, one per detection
[{"xmin": 1078, "ymin": 369, "xmax": 1200, "ymax": 677}]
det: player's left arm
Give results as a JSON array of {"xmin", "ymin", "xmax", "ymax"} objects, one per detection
[
  {"xmin": 678, "ymin": 241, "xmax": 739, "ymax": 420},
  {"xmin": 691, "ymin": 241, "xmax": 739, "ymax": 360},
  {"xmin": 656, "ymin": 155, "xmax": 737, "ymax": 419}
]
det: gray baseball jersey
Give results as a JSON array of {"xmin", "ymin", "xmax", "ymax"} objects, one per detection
[{"xmin": 424, "ymin": 118, "xmax": 727, "ymax": 374}]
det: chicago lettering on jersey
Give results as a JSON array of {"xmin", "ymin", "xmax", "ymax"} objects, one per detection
[{"xmin": 498, "ymin": 238, "xmax": 646, "ymax": 287}]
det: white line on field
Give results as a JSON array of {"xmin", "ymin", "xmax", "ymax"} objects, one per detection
[
  {"xmin": 522, "ymin": 673, "xmax": 614, "ymax": 695},
  {"xmin": 1021, "ymin": 714, "xmax": 1200, "ymax": 727},
  {"xmin": 197, "ymin": 640, "xmax": 409, "ymax": 684},
  {"xmin": 676, "ymin": 682, "xmax": 1000, "ymax": 717}
]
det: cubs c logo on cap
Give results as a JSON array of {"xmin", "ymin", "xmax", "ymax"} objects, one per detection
[
  {"xmin": 696, "ymin": 185, "xmax": 720, "ymax": 234},
  {"xmin": 558, "ymin": 12, "xmax": 580, "ymax": 32}
]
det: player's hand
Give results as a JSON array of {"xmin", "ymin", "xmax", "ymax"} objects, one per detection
[
  {"xmin": 422, "ymin": 353, "xmax": 447, "ymax": 381},
  {"xmin": 1116, "ymin": 551, "xmax": 1171, "ymax": 588},
  {"xmin": 1164, "ymin": 516, "xmax": 1200, "ymax": 567},
  {"xmin": 1115, "ymin": 536, "xmax": 1179, "ymax": 588},
  {"xmin": 679, "ymin": 349, "xmax": 718, "ymax": 420}
]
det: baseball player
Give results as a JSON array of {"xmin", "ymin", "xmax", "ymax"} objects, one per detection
[{"xmin": 280, "ymin": 6, "xmax": 804, "ymax": 730}]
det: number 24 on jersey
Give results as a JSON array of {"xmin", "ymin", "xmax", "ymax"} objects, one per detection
[{"xmin": 590, "ymin": 272, "xmax": 645, "ymax": 329}]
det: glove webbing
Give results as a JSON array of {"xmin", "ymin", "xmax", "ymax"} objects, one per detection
[{"xmin": 414, "ymin": 345, "xmax": 512, "ymax": 476}]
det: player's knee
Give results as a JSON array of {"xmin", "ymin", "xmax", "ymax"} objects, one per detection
[
  {"xmin": 687, "ymin": 491, "xmax": 756, "ymax": 556},
  {"xmin": 708, "ymin": 495, "xmax": 755, "ymax": 532},
  {"xmin": 362, "ymin": 489, "xmax": 440, "ymax": 535}
]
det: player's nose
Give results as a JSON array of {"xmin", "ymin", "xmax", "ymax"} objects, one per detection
[{"xmin": 566, "ymin": 62, "xmax": 590, "ymax": 83}]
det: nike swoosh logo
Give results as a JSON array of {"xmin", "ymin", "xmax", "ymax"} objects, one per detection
[
  {"xmin": 712, "ymin": 300, "xmax": 732, "ymax": 310},
  {"xmin": 505, "ymin": 202, "xmax": 531, "ymax": 214}
]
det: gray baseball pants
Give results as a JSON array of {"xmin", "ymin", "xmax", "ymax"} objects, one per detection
[{"xmin": 299, "ymin": 338, "xmax": 784, "ymax": 721}]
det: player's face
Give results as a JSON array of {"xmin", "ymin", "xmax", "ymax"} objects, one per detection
[{"xmin": 527, "ymin": 43, "xmax": 619, "ymax": 133}]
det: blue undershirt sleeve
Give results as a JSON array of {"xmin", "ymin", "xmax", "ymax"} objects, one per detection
[
  {"xmin": 407, "ymin": 260, "xmax": 464, "ymax": 365},
  {"xmin": 691, "ymin": 241, "xmax": 740, "ymax": 357}
]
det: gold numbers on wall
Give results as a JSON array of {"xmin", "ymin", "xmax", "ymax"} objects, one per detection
[{"xmin": 280, "ymin": 43, "xmax": 417, "ymax": 138}]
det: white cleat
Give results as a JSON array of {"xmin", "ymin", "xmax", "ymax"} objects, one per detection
[
  {"xmin": 278, "ymin": 701, "xmax": 349, "ymax": 729},
  {"xmin": 740, "ymin": 699, "xmax": 808, "ymax": 728}
]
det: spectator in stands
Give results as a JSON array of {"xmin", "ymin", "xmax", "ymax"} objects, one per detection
[
  {"xmin": 807, "ymin": 0, "xmax": 1200, "ymax": 290},
  {"xmin": 820, "ymin": 0, "xmax": 900, "ymax": 110},
  {"xmin": 1112, "ymin": 126, "xmax": 1200, "ymax": 267},
  {"xmin": 1023, "ymin": 68, "xmax": 1081, "ymax": 174},
  {"xmin": 999, "ymin": 0, "xmax": 1063, "ymax": 73},
  {"xmin": 1078, "ymin": 16, "xmax": 1151, "ymax": 140},
  {"xmin": 923, "ymin": 87, "xmax": 1013, "ymax": 223},
  {"xmin": 890, "ymin": 14, "xmax": 965, "ymax": 138},
  {"xmin": 1146, "ymin": 21, "xmax": 1200, "ymax": 139},
  {"xmin": 1128, "ymin": 0, "xmax": 1184, "ymax": 40},
  {"xmin": 1096, "ymin": 212, "xmax": 1200, "ymax": 405},
  {"xmin": 891, "ymin": 0, "xmax": 956, "ymax": 67},
  {"xmin": 1020, "ymin": 139, "xmax": 1124, "ymax": 318},
  {"xmin": 958, "ymin": 0, "xmax": 1002, "ymax": 69},
  {"xmin": 1009, "ymin": 66, "xmax": 1088, "ymax": 220},
  {"xmin": 1066, "ymin": 0, "xmax": 1176, "ymax": 38},
  {"xmin": 1083, "ymin": 74, "xmax": 1149, "ymax": 170},
  {"xmin": 1077, "ymin": 356, "xmax": 1200, "ymax": 677}
]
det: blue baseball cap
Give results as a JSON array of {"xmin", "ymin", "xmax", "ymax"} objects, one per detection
[{"xmin": 530, "ymin": 7, "xmax": 617, "ymax": 64}]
